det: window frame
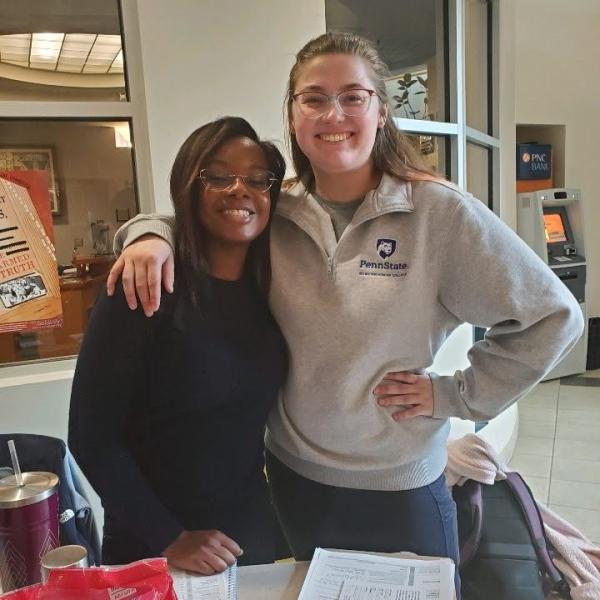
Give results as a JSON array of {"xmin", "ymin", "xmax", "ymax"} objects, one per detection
[
  {"xmin": 392, "ymin": 0, "xmax": 499, "ymax": 213},
  {"xmin": 391, "ymin": 0, "xmax": 500, "ymax": 350},
  {"xmin": 0, "ymin": 0, "xmax": 153, "ymax": 380}
]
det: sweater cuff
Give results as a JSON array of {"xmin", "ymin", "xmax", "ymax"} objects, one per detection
[
  {"xmin": 113, "ymin": 220, "xmax": 175, "ymax": 256},
  {"xmin": 430, "ymin": 372, "xmax": 469, "ymax": 420}
]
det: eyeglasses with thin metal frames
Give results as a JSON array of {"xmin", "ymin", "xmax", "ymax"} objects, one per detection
[
  {"xmin": 292, "ymin": 88, "xmax": 379, "ymax": 119},
  {"xmin": 197, "ymin": 168, "xmax": 279, "ymax": 193}
]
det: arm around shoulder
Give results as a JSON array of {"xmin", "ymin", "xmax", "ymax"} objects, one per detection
[
  {"xmin": 113, "ymin": 213, "xmax": 176, "ymax": 256},
  {"xmin": 109, "ymin": 214, "xmax": 176, "ymax": 312},
  {"xmin": 431, "ymin": 195, "xmax": 584, "ymax": 421}
]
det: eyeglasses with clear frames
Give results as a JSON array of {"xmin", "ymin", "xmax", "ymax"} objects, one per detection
[
  {"xmin": 292, "ymin": 88, "xmax": 379, "ymax": 119},
  {"xmin": 197, "ymin": 168, "xmax": 279, "ymax": 193}
]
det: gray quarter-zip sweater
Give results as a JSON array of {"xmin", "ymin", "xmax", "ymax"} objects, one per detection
[{"xmin": 114, "ymin": 175, "xmax": 584, "ymax": 491}]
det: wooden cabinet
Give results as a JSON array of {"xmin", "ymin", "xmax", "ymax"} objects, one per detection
[
  {"xmin": 0, "ymin": 274, "xmax": 108, "ymax": 364},
  {"xmin": 36, "ymin": 276, "xmax": 105, "ymax": 359},
  {"xmin": 72, "ymin": 254, "xmax": 114, "ymax": 279},
  {"xmin": 0, "ymin": 253, "xmax": 114, "ymax": 364}
]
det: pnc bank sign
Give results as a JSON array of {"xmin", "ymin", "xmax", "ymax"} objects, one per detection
[{"xmin": 517, "ymin": 143, "xmax": 551, "ymax": 180}]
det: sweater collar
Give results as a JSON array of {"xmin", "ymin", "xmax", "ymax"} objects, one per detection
[{"xmin": 275, "ymin": 172, "xmax": 414, "ymax": 227}]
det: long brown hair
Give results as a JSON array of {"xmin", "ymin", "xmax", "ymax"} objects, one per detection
[
  {"xmin": 170, "ymin": 116, "xmax": 285, "ymax": 306},
  {"xmin": 285, "ymin": 32, "xmax": 439, "ymax": 190}
]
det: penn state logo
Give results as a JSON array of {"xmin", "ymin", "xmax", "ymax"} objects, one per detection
[{"xmin": 376, "ymin": 238, "xmax": 397, "ymax": 259}]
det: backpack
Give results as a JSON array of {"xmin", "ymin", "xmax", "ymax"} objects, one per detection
[{"xmin": 453, "ymin": 471, "xmax": 571, "ymax": 600}]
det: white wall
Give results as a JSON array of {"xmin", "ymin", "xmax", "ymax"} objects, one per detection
[
  {"xmin": 135, "ymin": 0, "xmax": 326, "ymax": 212},
  {"xmin": 0, "ymin": 374, "xmax": 104, "ymax": 531},
  {"xmin": 1, "ymin": 378, "xmax": 71, "ymax": 439},
  {"xmin": 515, "ymin": 0, "xmax": 600, "ymax": 317}
]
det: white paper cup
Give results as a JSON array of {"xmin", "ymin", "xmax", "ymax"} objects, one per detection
[{"xmin": 40, "ymin": 544, "xmax": 88, "ymax": 582}]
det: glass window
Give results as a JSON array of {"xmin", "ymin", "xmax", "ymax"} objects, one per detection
[
  {"xmin": 0, "ymin": 1, "xmax": 127, "ymax": 101},
  {"xmin": 466, "ymin": 141, "xmax": 492, "ymax": 207},
  {"xmin": 465, "ymin": 0, "xmax": 492, "ymax": 133},
  {"xmin": 0, "ymin": 119, "xmax": 138, "ymax": 364},
  {"xmin": 405, "ymin": 133, "xmax": 451, "ymax": 180},
  {"xmin": 326, "ymin": 0, "xmax": 449, "ymax": 122}
]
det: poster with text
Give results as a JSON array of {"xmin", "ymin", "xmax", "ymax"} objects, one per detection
[{"xmin": 0, "ymin": 171, "xmax": 63, "ymax": 332}]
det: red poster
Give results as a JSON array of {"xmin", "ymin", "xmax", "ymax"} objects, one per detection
[{"xmin": 0, "ymin": 171, "xmax": 63, "ymax": 333}]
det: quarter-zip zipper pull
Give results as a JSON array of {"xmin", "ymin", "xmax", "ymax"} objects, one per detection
[{"xmin": 327, "ymin": 257, "xmax": 335, "ymax": 280}]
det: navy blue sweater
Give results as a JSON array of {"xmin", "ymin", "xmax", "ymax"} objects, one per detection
[{"xmin": 68, "ymin": 276, "xmax": 287, "ymax": 562}]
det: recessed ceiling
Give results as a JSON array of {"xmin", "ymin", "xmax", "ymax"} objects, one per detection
[{"xmin": 0, "ymin": 33, "xmax": 123, "ymax": 74}]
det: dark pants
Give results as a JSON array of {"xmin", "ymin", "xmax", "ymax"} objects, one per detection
[{"xmin": 266, "ymin": 450, "xmax": 461, "ymax": 597}]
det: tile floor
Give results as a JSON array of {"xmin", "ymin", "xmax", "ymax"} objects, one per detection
[{"xmin": 509, "ymin": 368, "xmax": 600, "ymax": 545}]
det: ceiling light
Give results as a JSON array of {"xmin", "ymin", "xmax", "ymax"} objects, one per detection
[{"xmin": 114, "ymin": 123, "xmax": 132, "ymax": 148}]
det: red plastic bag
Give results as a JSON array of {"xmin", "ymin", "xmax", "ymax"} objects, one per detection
[
  {"xmin": 0, "ymin": 584, "xmax": 43, "ymax": 600},
  {"xmin": 0, "ymin": 558, "xmax": 177, "ymax": 600}
]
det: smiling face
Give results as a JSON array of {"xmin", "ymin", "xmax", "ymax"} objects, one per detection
[
  {"xmin": 291, "ymin": 53, "xmax": 386, "ymax": 179},
  {"xmin": 198, "ymin": 136, "xmax": 271, "ymax": 248}
]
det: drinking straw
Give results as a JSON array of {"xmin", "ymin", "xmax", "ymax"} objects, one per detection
[{"xmin": 7, "ymin": 439, "xmax": 24, "ymax": 487}]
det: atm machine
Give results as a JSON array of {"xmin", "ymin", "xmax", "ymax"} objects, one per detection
[{"xmin": 516, "ymin": 188, "xmax": 588, "ymax": 380}]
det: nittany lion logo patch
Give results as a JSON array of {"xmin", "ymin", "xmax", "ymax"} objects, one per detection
[{"xmin": 376, "ymin": 238, "xmax": 397, "ymax": 259}]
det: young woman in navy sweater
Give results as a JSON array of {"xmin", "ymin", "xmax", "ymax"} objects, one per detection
[{"xmin": 69, "ymin": 117, "xmax": 287, "ymax": 574}]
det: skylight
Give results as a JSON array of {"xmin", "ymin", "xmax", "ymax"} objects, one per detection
[{"xmin": 0, "ymin": 33, "xmax": 124, "ymax": 74}]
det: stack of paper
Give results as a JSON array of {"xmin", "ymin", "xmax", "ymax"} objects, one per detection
[
  {"xmin": 171, "ymin": 564, "xmax": 237, "ymax": 600},
  {"xmin": 298, "ymin": 548, "xmax": 455, "ymax": 600}
]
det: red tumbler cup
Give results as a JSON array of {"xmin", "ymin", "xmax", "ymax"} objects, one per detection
[{"xmin": 0, "ymin": 472, "xmax": 59, "ymax": 592}]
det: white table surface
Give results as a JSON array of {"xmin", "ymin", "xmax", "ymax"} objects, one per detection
[
  {"xmin": 237, "ymin": 558, "xmax": 458, "ymax": 600},
  {"xmin": 237, "ymin": 562, "xmax": 309, "ymax": 599}
]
